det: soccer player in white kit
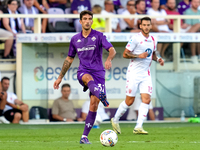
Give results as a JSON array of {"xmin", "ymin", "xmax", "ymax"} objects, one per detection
[{"xmin": 111, "ymin": 17, "xmax": 164, "ymax": 134}]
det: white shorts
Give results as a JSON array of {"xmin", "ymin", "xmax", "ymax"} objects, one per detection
[{"xmin": 126, "ymin": 71, "xmax": 153, "ymax": 97}]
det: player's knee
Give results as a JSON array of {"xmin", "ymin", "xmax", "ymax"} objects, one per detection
[
  {"xmin": 90, "ymin": 102, "xmax": 98, "ymax": 110},
  {"xmin": 126, "ymin": 101, "xmax": 134, "ymax": 106},
  {"xmin": 82, "ymin": 74, "xmax": 93, "ymax": 83},
  {"xmin": 14, "ymin": 113, "xmax": 22, "ymax": 120},
  {"xmin": 125, "ymin": 98, "xmax": 134, "ymax": 106},
  {"xmin": 90, "ymin": 98, "xmax": 99, "ymax": 111},
  {"xmin": 142, "ymin": 98, "xmax": 151, "ymax": 104},
  {"xmin": 24, "ymin": 104, "xmax": 29, "ymax": 111}
]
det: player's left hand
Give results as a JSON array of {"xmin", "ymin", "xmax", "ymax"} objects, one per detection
[
  {"xmin": 158, "ymin": 58, "xmax": 164, "ymax": 66},
  {"xmin": 105, "ymin": 60, "xmax": 112, "ymax": 70}
]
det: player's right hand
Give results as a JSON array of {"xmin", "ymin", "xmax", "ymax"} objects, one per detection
[
  {"xmin": 0, "ymin": 92, "xmax": 4, "ymax": 99},
  {"xmin": 53, "ymin": 78, "xmax": 62, "ymax": 89},
  {"xmin": 139, "ymin": 52, "xmax": 148, "ymax": 59}
]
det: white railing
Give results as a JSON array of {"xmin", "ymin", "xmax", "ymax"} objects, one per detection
[
  {"xmin": 0, "ymin": 14, "xmax": 199, "ymax": 33},
  {"xmin": 0, "ymin": 14, "xmax": 199, "ymax": 73}
]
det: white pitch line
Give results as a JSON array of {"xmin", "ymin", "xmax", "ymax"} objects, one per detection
[{"xmin": 0, "ymin": 141, "xmax": 200, "ymax": 144}]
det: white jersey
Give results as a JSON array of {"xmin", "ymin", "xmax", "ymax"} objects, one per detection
[
  {"xmin": 4, "ymin": 92, "xmax": 18, "ymax": 112},
  {"xmin": 126, "ymin": 32, "xmax": 157, "ymax": 76}
]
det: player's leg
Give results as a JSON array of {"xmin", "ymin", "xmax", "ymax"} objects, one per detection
[
  {"xmin": 133, "ymin": 93, "xmax": 150, "ymax": 134},
  {"xmin": 148, "ymin": 101, "xmax": 155, "ymax": 120},
  {"xmin": 81, "ymin": 73, "xmax": 109, "ymax": 107},
  {"xmin": 80, "ymin": 95, "xmax": 99, "ymax": 144},
  {"xmin": 21, "ymin": 104, "xmax": 29, "ymax": 122},
  {"xmin": 0, "ymin": 92, "xmax": 10, "ymax": 124},
  {"xmin": 133, "ymin": 77, "xmax": 152, "ymax": 134},
  {"xmin": 148, "ymin": 109, "xmax": 155, "ymax": 120},
  {"xmin": 111, "ymin": 72, "xmax": 138, "ymax": 134},
  {"xmin": 111, "ymin": 96, "xmax": 135, "ymax": 134},
  {"xmin": 12, "ymin": 112, "xmax": 22, "ymax": 124}
]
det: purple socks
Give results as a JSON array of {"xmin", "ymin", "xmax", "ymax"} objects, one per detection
[
  {"xmin": 82, "ymin": 111, "xmax": 97, "ymax": 136},
  {"xmin": 87, "ymin": 81, "xmax": 101, "ymax": 99}
]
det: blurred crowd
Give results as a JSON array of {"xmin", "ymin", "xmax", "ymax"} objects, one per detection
[{"xmin": 0, "ymin": 0, "xmax": 200, "ymax": 62}]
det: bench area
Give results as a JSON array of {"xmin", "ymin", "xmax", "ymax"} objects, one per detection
[{"xmin": 29, "ymin": 106, "xmax": 164, "ymax": 121}]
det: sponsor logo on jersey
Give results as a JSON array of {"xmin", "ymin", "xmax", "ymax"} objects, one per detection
[
  {"xmin": 145, "ymin": 48, "xmax": 152, "ymax": 57},
  {"xmin": 77, "ymin": 45, "xmax": 96, "ymax": 52},
  {"xmin": 77, "ymin": 39, "xmax": 81, "ymax": 42}
]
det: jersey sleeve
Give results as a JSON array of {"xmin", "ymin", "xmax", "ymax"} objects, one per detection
[
  {"xmin": 125, "ymin": 36, "xmax": 138, "ymax": 52},
  {"xmin": 68, "ymin": 37, "xmax": 77, "ymax": 58},
  {"xmin": 101, "ymin": 33, "xmax": 113, "ymax": 51}
]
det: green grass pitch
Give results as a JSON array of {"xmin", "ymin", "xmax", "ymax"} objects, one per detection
[{"xmin": 0, "ymin": 123, "xmax": 200, "ymax": 150}]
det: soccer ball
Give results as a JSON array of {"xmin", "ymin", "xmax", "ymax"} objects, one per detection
[{"xmin": 100, "ymin": 129, "xmax": 118, "ymax": 147}]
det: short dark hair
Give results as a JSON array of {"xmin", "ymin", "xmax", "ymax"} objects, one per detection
[
  {"xmin": 127, "ymin": 0, "xmax": 135, "ymax": 5},
  {"xmin": 80, "ymin": 10, "xmax": 93, "ymax": 20},
  {"xmin": 136, "ymin": 0, "xmax": 145, "ymax": 7},
  {"xmin": 1, "ymin": 77, "xmax": 10, "ymax": 83},
  {"xmin": 141, "ymin": 17, "xmax": 151, "ymax": 24},
  {"xmin": 7, "ymin": 0, "xmax": 18, "ymax": 5},
  {"xmin": 61, "ymin": 84, "xmax": 71, "ymax": 90}
]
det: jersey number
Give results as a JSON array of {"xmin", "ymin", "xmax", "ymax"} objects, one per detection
[
  {"xmin": 98, "ymin": 84, "xmax": 105, "ymax": 92},
  {"xmin": 148, "ymin": 86, "xmax": 152, "ymax": 93}
]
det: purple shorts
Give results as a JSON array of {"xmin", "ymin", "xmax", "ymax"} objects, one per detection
[{"xmin": 77, "ymin": 71, "xmax": 106, "ymax": 96}]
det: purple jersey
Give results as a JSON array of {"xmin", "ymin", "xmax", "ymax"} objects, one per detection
[
  {"xmin": 177, "ymin": 1, "xmax": 190, "ymax": 15},
  {"xmin": 145, "ymin": 0, "xmax": 151, "ymax": 12},
  {"xmin": 71, "ymin": 0, "xmax": 91, "ymax": 13},
  {"xmin": 68, "ymin": 29, "xmax": 113, "ymax": 76}
]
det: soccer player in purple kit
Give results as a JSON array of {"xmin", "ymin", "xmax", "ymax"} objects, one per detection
[{"xmin": 53, "ymin": 10, "xmax": 116, "ymax": 144}]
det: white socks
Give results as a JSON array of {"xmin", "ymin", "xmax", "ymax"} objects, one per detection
[
  {"xmin": 82, "ymin": 135, "xmax": 87, "ymax": 138},
  {"xmin": 135, "ymin": 103, "xmax": 149, "ymax": 128},
  {"xmin": 113, "ymin": 101, "xmax": 129, "ymax": 122}
]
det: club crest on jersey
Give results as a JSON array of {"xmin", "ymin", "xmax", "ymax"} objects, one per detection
[
  {"xmin": 145, "ymin": 48, "xmax": 152, "ymax": 57},
  {"xmin": 91, "ymin": 36, "xmax": 96, "ymax": 41}
]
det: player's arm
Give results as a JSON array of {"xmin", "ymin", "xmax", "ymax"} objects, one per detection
[
  {"xmin": 52, "ymin": 114, "xmax": 74, "ymax": 122},
  {"xmin": 59, "ymin": 56, "xmax": 74, "ymax": 79},
  {"xmin": 53, "ymin": 56, "xmax": 74, "ymax": 89},
  {"xmin": 105, "ymin": 47, "xmax": 116, "ymax": 70},
  {"xmin": 123, "ymin": 48, "xmax": 148, "ymax": 59},
  {"xmin": 124, "ymin": 18, "xmax": 135, "ymax": 28},
  {"xmin": 0, "ymin": 82, "xmax": 2, "ymax": 92},
  {"xmin": 6, "ymin": 101, "xmax": 18, "ymax": 109},
  {"xmin": 14, "ymin": 99, "xmax": 24, "ymax": 105},
  {"xmin": 10, "ymin": 99, "xmax": 29, "ymax": 111},
  {"xmin": 152, "ymin": 51, "xmax": 164, "ymax": 66}
]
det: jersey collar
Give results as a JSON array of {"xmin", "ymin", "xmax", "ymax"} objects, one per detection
[{"xmin": 80, "ymin": 28, "xmax": 94, "ymax": 38}]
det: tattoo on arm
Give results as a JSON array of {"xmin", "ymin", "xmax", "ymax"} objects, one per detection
[
  {"xmin": 59, "ymin": 59, "xmax": 72, "ymax": 78},
  {"xmin": 125, "ymin": 52, "xmax": 139, "ymax": 59}
]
